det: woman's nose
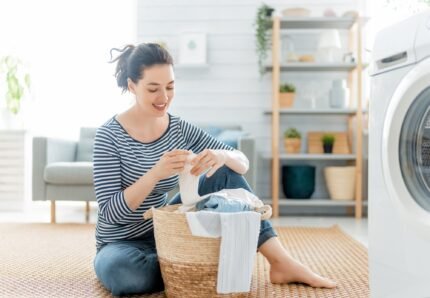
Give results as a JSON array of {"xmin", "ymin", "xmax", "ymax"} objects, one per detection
[{"xmin": 160, "ymin": 89, "xmax": 169, "ymax": 100}]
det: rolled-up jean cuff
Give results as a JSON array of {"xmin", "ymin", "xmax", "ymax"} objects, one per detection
[{"xmin": 258, "ymin": 224, "xmax": 277, "ymax": 248}]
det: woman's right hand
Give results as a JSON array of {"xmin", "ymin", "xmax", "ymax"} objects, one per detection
[{"xmin": 150, "ymin": 149, "xmax": 190, "ymax": 181}]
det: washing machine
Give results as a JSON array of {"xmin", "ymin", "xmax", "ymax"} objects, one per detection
[{"xmin": 369, "ymin": 10, "xmax": 430, "ymax": 298}]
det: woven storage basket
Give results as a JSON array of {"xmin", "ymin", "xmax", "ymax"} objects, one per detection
[
  {"xmin": 324, "ymin": 166, "xmax": 356, "ymax": 200},
  {"xmin": 152, "ymin": 204, "xmax": 249, "ymax": 298}
]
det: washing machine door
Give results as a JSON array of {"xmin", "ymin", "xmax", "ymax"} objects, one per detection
[{"xmin": 383, "ymin": 57, "xmax": 430, "ymax": 233}]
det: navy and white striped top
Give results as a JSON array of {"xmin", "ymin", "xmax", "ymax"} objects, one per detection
[{"xmin": 93, "ymin": 113, "xmax": 234, "ymax": 249}]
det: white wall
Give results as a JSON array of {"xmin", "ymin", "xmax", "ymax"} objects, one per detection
[
  {"xmin": 0, "ymin": 0, "xmax": 137, "ymax": 139},
  {"xmin": 138, "ymin": 0, "xmax": 365, "ymax": 198}
]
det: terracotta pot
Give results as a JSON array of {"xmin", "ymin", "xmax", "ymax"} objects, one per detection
[
  {"xmin": 279, "ymin": 92, "xmax": 295, "ymax": 108},
  {"xmin": 284, "ymin": 138, "xmax": 301, "ymax": 154}
]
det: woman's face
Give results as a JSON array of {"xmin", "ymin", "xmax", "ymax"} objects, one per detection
[{"xmin": 128, "ymin": 64, "xmax": 175, "ymax": 117}]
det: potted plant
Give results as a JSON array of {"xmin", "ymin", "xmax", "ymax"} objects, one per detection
[
  {"xmin": 284, "ymin": 128, "xmax": 301, "ymax": 154},
  {"xmin": 0, "ymin": 56, "xmax": 30, "ymax": 129},
  {"xmin": 254, "ymin": 3, "xmax": 274, "ymax": 76},
  {"xmin": 321, "ymin": 133, "xmax": 335, "ymax": 153},
  {"xmin": 279, "ymin": 83, "xmax": 296, "ymax": 108}
]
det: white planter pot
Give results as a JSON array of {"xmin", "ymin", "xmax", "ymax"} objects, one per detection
[
  {"xmin": 329, "ymin": 80, "xmax": 348, "ymax": 108},
  {"xmin": 0, "ymin": 108, "xmax": 23, "ymax": 130}
]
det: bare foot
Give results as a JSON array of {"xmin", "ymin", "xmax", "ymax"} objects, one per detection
[{"xmin": 270, "ymin": 258, "xmax": 337, "ymax": 288}]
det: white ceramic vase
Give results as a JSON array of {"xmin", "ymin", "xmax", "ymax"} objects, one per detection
[
  {"xmin": 0, "ymin": 108, "xmax": 24, "ymax": 130},
  {"xmin": 329, "ymin": 80, "xmax": 348, "ymax": 108}
]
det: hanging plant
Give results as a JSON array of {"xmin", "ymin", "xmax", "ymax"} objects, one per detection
[
  {"xmin": 0, "ymin": 56, "xmax": 31, "ymax": 115},
  {"xmin": 254, "ymin": 3, "xmax": 274, "ymax": 76}
]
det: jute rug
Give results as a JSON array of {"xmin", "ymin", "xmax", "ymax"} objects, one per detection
[{"xmin": 0, "ymin": 224, "xmax": 368, "ymax": 298}]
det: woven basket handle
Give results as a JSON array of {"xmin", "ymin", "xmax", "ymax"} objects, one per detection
[
  {"xmin": 257, "ymin": 205, "xmax": 272, "ymax": 220},
  {"xmin": 143, "ymin": 205, "xmax": 272, "ymax": 220}
]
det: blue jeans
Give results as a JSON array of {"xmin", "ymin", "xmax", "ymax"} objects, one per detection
[
  {"xmin": 94, "ymin": 166, "xmax": 277, "ymax": 296},
  {"xmin": 94, "ymin": 232, "xmax": 163, "ymax": 296}
]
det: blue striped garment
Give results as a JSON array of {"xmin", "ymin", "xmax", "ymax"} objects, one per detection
[{"xmin": 93, "ymin": 113, "xmax": 234, "ymax": 249}]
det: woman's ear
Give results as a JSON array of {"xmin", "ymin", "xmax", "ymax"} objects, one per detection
[{"xmin": 127, "ymin": 78, "xmax": 136, "ymax": 95}]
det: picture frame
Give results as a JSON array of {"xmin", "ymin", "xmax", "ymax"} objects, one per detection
[{"xmin": 178, "ymin": 32, "xmax": 207, "ymax": 65}]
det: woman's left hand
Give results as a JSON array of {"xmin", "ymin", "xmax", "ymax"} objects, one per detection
[{"xmin": 190, "ymin": 149, "xmax": 227, "ymax": 177}]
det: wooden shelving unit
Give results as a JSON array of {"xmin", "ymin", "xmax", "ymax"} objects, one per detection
[{"xmin": 268, "ymin": 16, "xmax": 365, "ymax": 219}]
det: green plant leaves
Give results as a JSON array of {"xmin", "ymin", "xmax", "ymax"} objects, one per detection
[
  {"xmin": 279, "ymin": 83, "xmax": 296, "ymax": 93},
  {"xmin": 0, "ymin": 55, "xmax": 30, "ymax": 115},
  {"xmin": 321, "ymin": 134, "xmax": 335, "ymax": 145},
  {"xmin": 254, "ymin": 4, "xmax": 273, "ymax": 76},
  {"xmin": 284, "ymin": 128, "xmax": 301, "ymax": 139}
]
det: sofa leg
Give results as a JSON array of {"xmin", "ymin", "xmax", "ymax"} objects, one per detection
[
  {"xmin": 85, "ymin": 201, "xmax": 90, "ymax": 223},
  {"xmin": 50, "ymin": 200, "xmax": 56, "ymax": 224}
]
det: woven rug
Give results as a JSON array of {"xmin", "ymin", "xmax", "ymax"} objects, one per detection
[{"xmin": 0, "ymin": 224, "xmax": 368, "ymax": 298}]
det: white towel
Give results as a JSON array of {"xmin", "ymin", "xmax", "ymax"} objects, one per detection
[
  {"xmin": 185, "ymin": 211, "xmax": 261, "ymax": 294},
  {"xmin": 185, "ymin": 211, "xmax": 221, "ymax": 238}
]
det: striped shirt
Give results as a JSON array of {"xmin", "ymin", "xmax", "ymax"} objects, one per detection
[{"xmin": 93, "ymin": 113, "xmax": 234, "ymax": 249}]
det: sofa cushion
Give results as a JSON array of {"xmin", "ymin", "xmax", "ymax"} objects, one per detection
[
  {"xmin": 201, "ymin": 126, "xmax": 223, "ymax": 138},
  {"xmin": 44, "ymin": 162, "xmax": 94, "ymax": 185},
  {"xmin": 76, "ymin": 127, "xmax": 97, "ymax": 162},
  {"xmin": 217, "ymin": 130, "xmax": 248, "ymax": 149}
]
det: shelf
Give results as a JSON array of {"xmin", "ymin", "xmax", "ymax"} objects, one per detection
[
  {"xmin": 263, "ymin": 198, "xmax": 368, "ymax": 207},
  {"xmin": 262, "ymin": 153, "xmax": 357, "ymax": 160},
  {"xmin": 264, "ymin": 108, "xmax": 357, "ymax": 115},
  {"xmin": 271, "ymin": 17, "xmax": 357, "ymax": 30},
  {"xmin": 268, "ymin": 14, "xmax": 366, "ymax": 218},
  {"xmin": 266, "ymin": 63, "xmax": 359, "ymax": 72}
]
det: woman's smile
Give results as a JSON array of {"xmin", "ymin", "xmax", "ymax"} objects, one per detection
[{"xmin": 152, "ymin": 103, "xmax": 167, "ymax": 111}]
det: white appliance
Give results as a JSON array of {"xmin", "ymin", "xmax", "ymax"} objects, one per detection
[{"xmin": 369, "ymin": 11, "xmax": 430, "ymax": 298}]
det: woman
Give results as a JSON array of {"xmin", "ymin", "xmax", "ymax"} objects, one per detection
[{"xmin": 93, "ymin": 43, "xmax": 336, "ymax": 296}]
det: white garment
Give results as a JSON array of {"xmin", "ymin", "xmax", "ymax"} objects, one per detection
[
  {"xmin": 178, "ymin": 152, "xmax": 201, "ymax": 210},
  {"xmin": 185, "ymin": 211, "xmax": 261, "ymax": 294},
  {"xmin": 177, "ymin": 151, "xmax": 264, "ymax": 211}
]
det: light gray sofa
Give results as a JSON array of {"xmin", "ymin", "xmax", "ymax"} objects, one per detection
[{"xmin": 33, "ymin": 126, "xmax": 257, "ymax": 223}]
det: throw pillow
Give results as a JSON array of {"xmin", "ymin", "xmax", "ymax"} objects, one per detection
[{"xmin": 217, "ymin": 130, "xmax": 248, "ymax": 149}]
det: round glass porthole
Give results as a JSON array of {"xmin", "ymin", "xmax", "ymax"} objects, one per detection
[{"xmin": 399, "ymin": 87, "xmax": 430, "ymax": 211}]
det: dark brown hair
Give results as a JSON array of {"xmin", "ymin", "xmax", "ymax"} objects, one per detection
[{"xmin": 109, "ymin": 43, "xmax": 173, "ymax": 93}]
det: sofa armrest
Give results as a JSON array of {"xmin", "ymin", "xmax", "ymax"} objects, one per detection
[
  {"xmin": 238, "ymin": 136, "xmax": 256, "ymax": 192},
  {"xmin": 32, "ymin": 137, "xmax": 78, "ymax": 201}
]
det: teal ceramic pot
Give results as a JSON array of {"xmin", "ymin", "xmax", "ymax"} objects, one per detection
[{"xmin": 282, "ymin": 165, "xmax": 315, "ymax": 199}]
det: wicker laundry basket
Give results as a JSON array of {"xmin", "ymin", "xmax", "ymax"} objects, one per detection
[{"xmin": 151, "ymin": 204, "xmax": 250, "ymax": 298}]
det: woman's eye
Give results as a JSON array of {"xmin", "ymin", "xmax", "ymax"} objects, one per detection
[
  {"xmin": 167, "ymin": 87, "xmax": 174, "ymax": 90},
  {"xmin": 148, "ymin": 89, "xmax": 157, "ymax": 93}
]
